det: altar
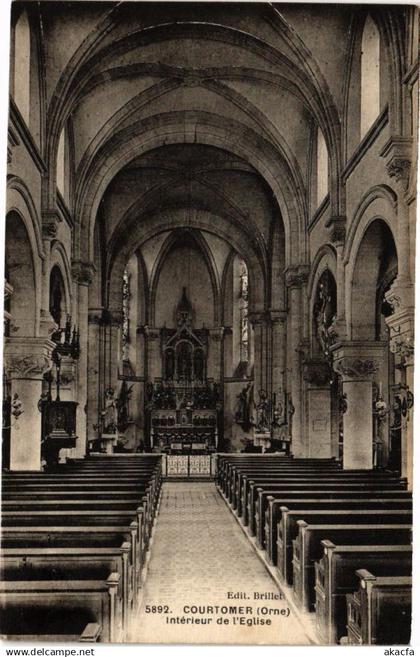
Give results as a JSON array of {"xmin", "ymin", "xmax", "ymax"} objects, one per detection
[
  {"xmin": 146, "ymin": 288, "xmax": 221, "ymax": 454},
  {"xmin": 149, "ymin": 383, "xmax": 219, "ymax": 453}
]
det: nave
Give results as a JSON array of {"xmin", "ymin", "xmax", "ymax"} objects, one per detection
[
  {"xmin": 131, "ymin": 482, "xmax": 311, "ymax": 645},
  {"xmin": 2, "ymin": 1, "xmax": 417, "ymax": 647},
  {"xmin": 0, "ymin": 454, "xmax": 413, "ymax": 645}
]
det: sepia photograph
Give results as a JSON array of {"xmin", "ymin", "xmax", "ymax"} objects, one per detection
[{"xmin": 0, "ymin": 0, "xmax": 418, "ymax": 648}]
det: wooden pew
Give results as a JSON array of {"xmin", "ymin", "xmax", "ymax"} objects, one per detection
[
  {"xmin": 0, "ymin": 454, "xmax": 162, "ymax": 642},
  {"xmin": 218, "ymin": 456, "xmax": 337, "ymax": 495},
  {"xmin": 345, "ymin": 569, "xmax": 412, "ymax": 645},
  {"xmin": 3, "ymin": 622, "xmax": 101, "ymax": 643},
  {"xmin": 245, "ymin": 479, "xmax": 407, "ymax": 534},
  {"xmin": 1, "ymin": 522, "xmax": 140, "ymax": 606},
  {"xmin": 1, "ymin": 487, "xmax": 154, "ymax": 539},
  {"xmin": 1, "ymin": 509, "xmax": 146, "ymax": 566},
  {"xmin": 242, "ymin": 473, "xmax": 405, "ymax": 524},
  {"xmin": 231, "ymin": 466, "xmax": 343, "ymax": 509},
  {"xmin": 314, "ymin": 541, "xmax": 412, "ymax": 643},
  {"xmin": 222, "ymin": 459, "xmax": 338, "ymax": 501},
  {"xmin": 0, "ymin": 574, "xmax": 121, "ymax": 642},
  {"xmin": 0, "ymin": 544, "xmax": 133, "ymax": 632},
  {"xmin": 263, "ymin": 493, "xmax": 412, "ymax": 563},
  {"xmin": 280, "ymin": 509, "xmax": 411, "ymax": 590},
  {"xmin": 291, "ymin": 522, "xmax": 412, "ymax": 612}
]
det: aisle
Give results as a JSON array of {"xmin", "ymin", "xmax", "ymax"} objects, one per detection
[{"xmin": 130, "ymin": 482, "xmax": 312, "ymax": 645}]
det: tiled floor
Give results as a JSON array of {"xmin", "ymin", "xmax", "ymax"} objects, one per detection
[{"xmin": 129, "ymin": 482, "xmax": 312, "ymax": 645}]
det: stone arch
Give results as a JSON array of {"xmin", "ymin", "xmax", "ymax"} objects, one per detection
[
  {"xmin": 75, "ymin": 111, "xmax": 302, "ymax": 271},
  {"xmin": 348, "ymin": 218, "xmax": 398, "ymax": 341},
  {"xmin": 107, "ymin": 162, "xmax": 268, "ymax": 269},
  {"xmin": 7, "ymin": 176, "xmax": 44, "ymax": 259},
  {"xmin": 148, "ymin": 229, "xmax": 221, "ymax": 326},
  {"xmin": 45, "ymin": 17, "xmax": 342, "ymax": 217},
  {"xmin": 344, "ymin": 185, "xmax": 398, "ymax": 266},
  {"xmin": 106, "ymin": 208, "xmax": 266, "ymax": 321},
  {"xmin": 5, "ymin": 210, "xmax": 38, "ymax": 337},
  {"xmin": 6, "ymin": 177, "xmax": 43, "ymax": 335}
]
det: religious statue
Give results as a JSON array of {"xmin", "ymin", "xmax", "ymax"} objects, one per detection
[
  {"xmin": 313, "ymin": 271, "xmax": 337, "ymax": 360},
  {"xmin": 255, "ymin": 389, "xmax": 270, "ymax": 433},
  {"xmin": 101, "ymin": 387, "xmax": 118, "ymax": 433},
  {"xmin": 235, "ymin": 381, "xmax": 253, "ymax": 430},
  {"xmin": 116, "ymin": 381, "xmax": 133, "ymax": 432}
]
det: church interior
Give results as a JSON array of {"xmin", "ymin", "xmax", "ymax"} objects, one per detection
[{"xmin": 2, "ymin": 0, "xmax": 418, "ymax": 645}]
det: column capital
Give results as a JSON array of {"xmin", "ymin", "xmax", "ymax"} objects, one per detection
[
  {"xmin": 385, "ymin": 276, "xmax": 414, "ymax": 314},
  {"xmin": 331, "ymin": 341, "xmax": 386, "ymax": 381},
  {"xmin": 380, "ymin": 136, "xmax": 412, "ymax": 192},
  {"xmin": 4, "ymin": 337, "xmax": 55, "ymax": 379},
  {"xmin": 285, "ymin": 265, "xmax": 310, "ymax": 288},
  {"xmin": 71, "ymin": 260, "xmax": 96, "ymax": 286},
  {"xmin": 42, "ymin": 209, "xmax": 62, "ymax": 240},
  {"xmin": 325, "ymin": 215, "xmax": 346, "ymax": 246}
]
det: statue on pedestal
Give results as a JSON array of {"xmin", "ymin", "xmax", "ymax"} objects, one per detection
[{"xmin": 102, "ymin": 387, "xmax": 118, "ymax": 434}]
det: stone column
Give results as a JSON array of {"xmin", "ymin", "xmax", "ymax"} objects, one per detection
[
  {"xmin": 145, "ymin": 327, "xmax": 161, "ymax": 381},
  {"xmin": 108, "ymin": 310, "xmax": 123, "ymax": 391},
  {"xmin": 71, "ymin": 260, "xmax": 95, "ymax": 458},
  {"xmin": 381, "ymin": 137, "xmax": 415, "ymax": 489},
  {"xmin": 40, "ymin": 211, "xmax": 61, "ymax": 337},
  {"xmin": 270, "ymin": 311, "xmax": 287, "ymax": 398},
  {"xmin": 285, "ymin": 266, "xmax": 309, "ymax": 457},
  {"xmin": 249, "ymin": 312, "xmax": 268, "ymax": 396},
  {"xmin": 208, "ymin": 327, "xmax": 224, "ymax": 381},
  {"xmin": 386, "ymin": 324, "xmax": 414, "ymax": 489},
  {"xmin": 4, "ymin": 337, "xmax": 55, "ymax": 470},
  {"xmin": 87, "ymin": 309, "xmax": 103, "ymax": 442},
  {"xmin": 380, "ymin": 137, "xmax": 413, "ymax": 285},
  {"xmin": 326, "ymin": 217, "xmax": 348, "ymax": 341},
  {"xmin": 332, "ymin": 342, "xmax": 384, "ymax": 469},
  {"xmin": 303, "ymin": 359, "xmax": 332, "ymax": 458}
]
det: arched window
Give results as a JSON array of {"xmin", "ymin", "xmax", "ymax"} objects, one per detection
[
  {"xmin": 14, "ymin": 10, "xmax": 31, "ymax": 124},
  {"xmin": 49, "ymin": 265, "xmax": 66, "ymax": 326},
  {"xmin": 122, "ymin": 267, "xmax": 130, "ymax": 362},
  {"xmin": 360, "ymin": 16, "xmax": 380, "ymax": 138},
  {"xmin": 238, "ymin": 258, "xmax": 249, "ymax": 363},
  {"xmin": 317, "ymin": 128, "xmax": 328, "ymax": 206},
  {"xmin": 56, "ymin": 128, "xmax": 66, "ymax": 198}
]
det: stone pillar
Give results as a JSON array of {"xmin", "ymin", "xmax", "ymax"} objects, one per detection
[
  {"xmin": 386, "ymin": 319, "xmax": 414, "ymax": 488},
  {"xmin": 208, "ymin": 327, "xmax": 224, "ymax": 381},
  {"xmin": 380, "ymin": 137, "xmax": 413, "ymax": 283},
  {"xmin": 4, "ymin": 337, "xmax": 55, "ymax": 470},
  {"xmin": 249, "ymin": 312, "xmax": 268, "ymax": 396},
  {"xmin": 71, "ymin": 260, "xmax": 95, "ymax": 458},
  {"xmin": 87, "ymin": 309, "xmax": 103, "ymax": 442},
  {"xmin": 285, "ymin": 266, "xmax": 309, "ymax": 457},
  {"xmin": 326, "ymin": 216, "xmax": 348, "ymax": 341},
  {"xmin": 108, "ymin": 310, "xmax": 123, "ymax": 391},
  {"xmin": 145, "ymin": 327, "xmax": 161, "ymax": 381},
  {"xmin": 380, "ymin": 137, "xmax": 414, "ymax": 488},
  {"xmin": 270, "ymin": 311, "xmax": 287, "ymax": 397},
  {"xmin": 303, "ymin": 359, "xmax": 332, "ymax": 458},
  {"xmin": 332, "ymin": 343, "xmax": 384, "ymax": 469},
  {"xmin": 40, "ymin": 211, "xmax": 61, "ymax": 337}
]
